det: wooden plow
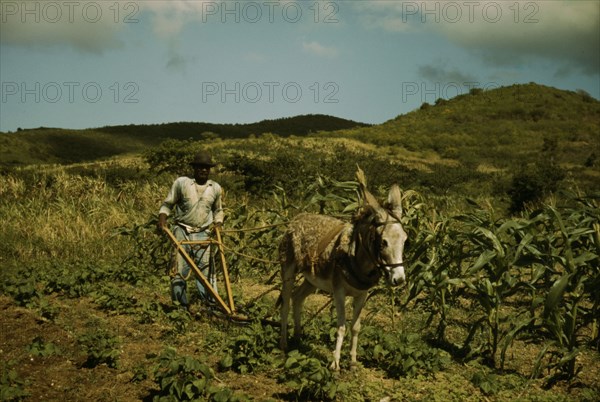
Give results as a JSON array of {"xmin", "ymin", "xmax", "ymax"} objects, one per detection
[{"xmin": 163, "ymin": 226, "xmax": 280, "ymax": 326}]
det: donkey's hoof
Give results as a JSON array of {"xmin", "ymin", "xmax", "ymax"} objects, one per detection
[{"xmin": 329, "ymin": 361, "xmax": 340, "ymax": 371}]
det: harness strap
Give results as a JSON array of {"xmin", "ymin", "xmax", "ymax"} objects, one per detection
[
  {"xmin": 340, "ymin": 256, "xmax": 381, "ymax": 290},
  {"xmin": 341, "ymin": 215, "xmax": 403, "ymax": 289},
  {"xmin": 370, "ymin": 215, "xmax": 405, "ymax": 269}
]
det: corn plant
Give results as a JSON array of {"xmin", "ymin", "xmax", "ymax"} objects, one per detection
[
  {"xmin": 302, "ymin": 174, "xmax": 360, "ymax": 215},
  {"xmin": 223, "ymin": 199, "xmax": 288, "ymax": 278},
  {"xmin": 528, "ymin": 199, "xmax": 599, "ymax": 381},
  {"xmin": 401, "ymin": 195, "xmax": 486, "ymax": 348},
  {"xmin": 402, "ymin": 209, "xmax": 459, "ymax": 341},
  {"xmin": 455, "ymin": 208, "xmax": 542, "ymax": 366},
  {"xmin": 402, "ymin": 192, "xmax": 599, "ymax": 379}
]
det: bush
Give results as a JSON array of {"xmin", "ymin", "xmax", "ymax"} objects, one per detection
[
  {"xmin": 507, "ymin": 159, "xmax": 565, "ymax": 213},
  {"xmin": 144, "ymin": 139, "xmax": 200, "ymax": 174}
]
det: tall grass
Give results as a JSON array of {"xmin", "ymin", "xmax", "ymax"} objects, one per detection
[{"xmin": 0, "ymin": 160, "xmax": 158, "ymax": 265}]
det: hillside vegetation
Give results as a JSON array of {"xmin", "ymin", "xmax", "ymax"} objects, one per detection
[
  {"xmin": 318, "ymin": 84, "xmax": 599, "ymax": 169},
  {"xmin": 0, "ymin": 114, "xmax": 368, "ymax": 166},
  {"xmin": 2, "ymin": 83, "xmax": 598, "ymax": 203}
]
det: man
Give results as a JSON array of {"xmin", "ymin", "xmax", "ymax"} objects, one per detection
[{"xmin": 157, "ymin": 151, "xmax": 224, "ymax": 311}]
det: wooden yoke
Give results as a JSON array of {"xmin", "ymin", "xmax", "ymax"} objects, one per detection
[{"xmin": 163, "ymin": 226, "xmax": 234, "ymax": 315}]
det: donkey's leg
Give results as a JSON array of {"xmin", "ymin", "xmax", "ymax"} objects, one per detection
[
  {"xmin": 279, "ymin": 262, "xmax": 296, "ymax": 351},
  {"xmin": 291, "ymin": 280, "xmax": 316, "ymax": 341},
  {"xmin": 350, "ymin": 292, "xmax": 368, "ymax": 368},
  {"xmin": 330, "ymin": 287, "xmax": 346, "ymax": 371}
]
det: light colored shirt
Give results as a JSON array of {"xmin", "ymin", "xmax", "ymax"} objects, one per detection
[{"xmin": 159, "ymin": 177, "xmax": 224, "ymax": 229}]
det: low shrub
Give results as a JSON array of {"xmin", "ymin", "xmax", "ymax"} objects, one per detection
[
  {"xmin": 278, "ymin": 350, "xmax": 346, "ymax": 401},
  {"xmin": 360, "ymin": 327, "xmax": 449, "ymax": 378},
  {"xmin": 0, "ymin": 361, "xmax": 29, "ymax": 401},
  {"xmin": 219, "ymin": 319, "xmax": 279, "ymax": 374},
  {"xmin": 77, "ymin": 326, "xmax": 121, "ymax": 368},
  {"xmin": 151, "ymin": 347, "xmax": 246, "ymax": 401}
]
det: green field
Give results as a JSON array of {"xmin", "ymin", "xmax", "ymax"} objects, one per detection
[{"xmin": 1, "ymin": 84, "xmax": 599, "ymax": 401}]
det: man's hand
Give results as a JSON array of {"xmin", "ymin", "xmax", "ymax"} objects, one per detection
[
  {"xmin": 157, "ymin": 213, "xmax": 168, "ymax": 233},
  {"xmin": 212, "ymin": 222, "xmax": 223, "ymax": 234}
]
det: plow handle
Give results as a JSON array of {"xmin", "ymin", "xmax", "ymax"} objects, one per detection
[
  {"xmin": 163, "ymin": 226, "xmax": 232, "ymax": 315},
  {"xmin": 214, "ymin": 225, "xmax": 236, "ymax": 313}
]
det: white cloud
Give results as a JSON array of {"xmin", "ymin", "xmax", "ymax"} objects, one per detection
[
  {"xmin": 352, "ymin": 0, "xmax": 600, "ymax": 76},
  {"xmin": 437, "ymin": 1, "xmax": 599, "ymax": 75},
  {"xmin": 0, "ymin": 0, "xmax": 214, "ymax": 53},
  {"xmin": 302, "ymin": 41, "xmax": 339, "ymax": 58},
  {"xmin": 0, "ymin": 0, "xmax": 126, "ymax": 53}
]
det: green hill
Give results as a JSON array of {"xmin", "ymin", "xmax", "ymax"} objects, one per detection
[
  {"xmin": 0, "ymin": 114, "xmax": 369, "ymax": 166},
  {"xmin": 2, "ymin": 84, "xmax": 599, "ymax": 180},
  {"xmin": 318, "ymin": 83, "xmax": 600, "ymax": 170},
  {"xmin": 95, "ymin": 114, "xmax": 369, "ymax": 140}
]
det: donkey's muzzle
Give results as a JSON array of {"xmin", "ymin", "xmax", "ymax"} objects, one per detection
[{"xmin": 384, "ymin": 264, "xmax": 406, "ymax": 286}]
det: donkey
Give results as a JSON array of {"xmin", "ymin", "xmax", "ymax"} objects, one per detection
[{"xmin": 279, "ymin": 170, "xmax": 407, "ymax": 370}]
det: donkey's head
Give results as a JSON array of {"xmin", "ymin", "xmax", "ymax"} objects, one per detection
[
  {"xmin": 356, "ymin": 167, "xmax": 407, "ymax": 286},
  {"xmin": 370, "ymin": 185, "xmax": 407, "ymax": 286}
]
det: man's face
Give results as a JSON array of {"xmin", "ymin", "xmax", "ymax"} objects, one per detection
[{"xmin": 193, "ymin": 164, "xmax": 211, "ymax": 184}]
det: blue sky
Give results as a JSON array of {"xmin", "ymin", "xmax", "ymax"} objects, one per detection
[{"xmin": 1, "ymin": 0, "xmax": 598, "ymax": 132}]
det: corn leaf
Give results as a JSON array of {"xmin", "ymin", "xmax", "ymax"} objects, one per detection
[{"xmin": 543, "ymin": 273, "xmax": 572, "ymax": 319}]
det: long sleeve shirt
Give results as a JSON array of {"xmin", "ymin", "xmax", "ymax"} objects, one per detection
[{"xmin": 159, "ymin": 177, "xmax": 224, "ymax": 230}]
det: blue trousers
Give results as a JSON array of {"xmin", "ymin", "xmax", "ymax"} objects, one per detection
[{"xmin": 170, "ymin": 226, "xmax": 217, "ymax": 308}]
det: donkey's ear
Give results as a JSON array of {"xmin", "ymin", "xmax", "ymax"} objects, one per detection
[
  {"xmin": 364, "ymin": 189, "xmax": 381, "ymax": 210},
  {"xmin": 387, "ymin": 184, "xmax": 403, "ymax": 218},
  {"xmin": 356, "ymin": 165, "xmax": 380, "ymax": 209}
]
